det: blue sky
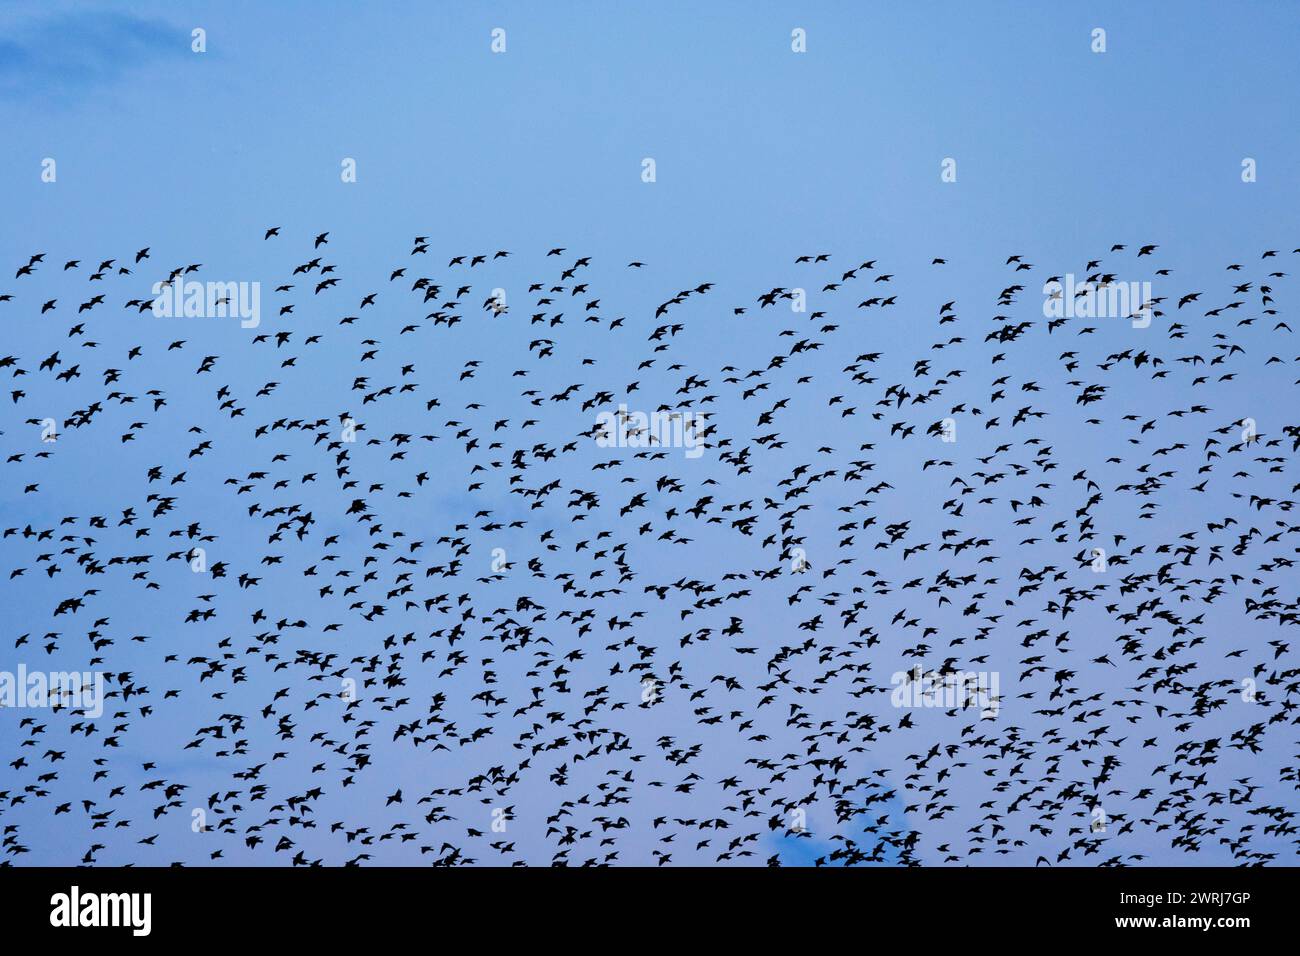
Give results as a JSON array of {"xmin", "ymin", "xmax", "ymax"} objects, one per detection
[{"xmin": 1, "ymin": 2, "xmax": 1298, "ymax": 867}]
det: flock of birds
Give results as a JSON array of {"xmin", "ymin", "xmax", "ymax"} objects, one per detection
[{"xmin": 1, "ymin": 231, "xmax": 1297, "ymax": 867}]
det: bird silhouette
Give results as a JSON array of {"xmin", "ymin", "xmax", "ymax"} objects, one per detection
[{"xmin": 0, "ymin": 234, "xmax": 1295, "ymax": 870}]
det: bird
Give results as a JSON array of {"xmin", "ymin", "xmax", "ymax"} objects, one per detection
[{"xmin": 0, "ymin": 232, "xmax": 1294, "ymax": 872}]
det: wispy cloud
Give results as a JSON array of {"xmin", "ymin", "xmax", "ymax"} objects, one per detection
[{"xmin": 0, "ymin": 11, "xmax": 184, "ymax": 102}]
